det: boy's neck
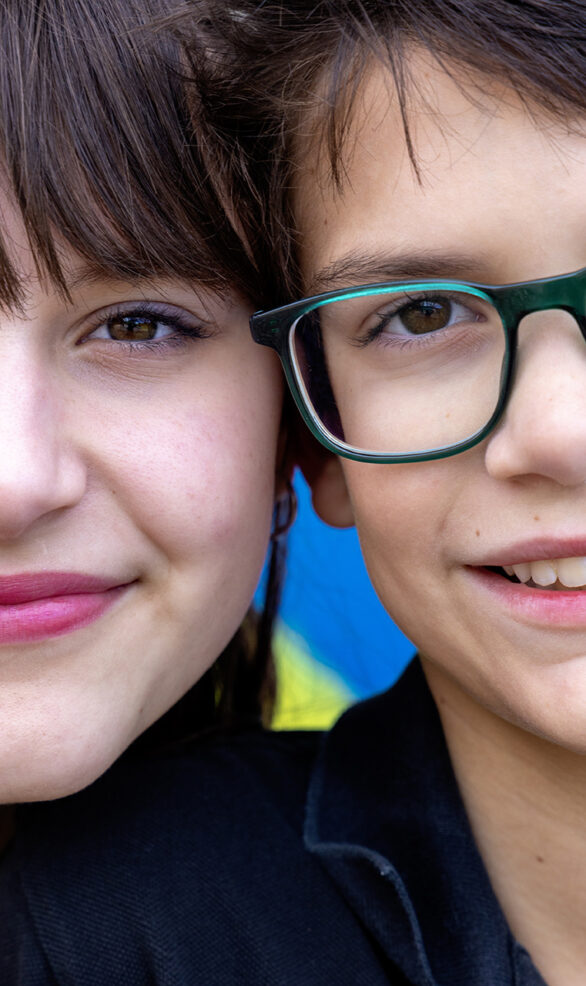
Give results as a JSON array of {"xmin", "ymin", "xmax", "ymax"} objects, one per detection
[{"xmin": 423, "ymin": 658, "xmax": 586, "ymax": 986}]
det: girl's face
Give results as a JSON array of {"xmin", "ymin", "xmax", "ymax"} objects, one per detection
[
  {"xmin": 0, "ymin": 198, "xmax": 282, "ymax": 802},
  {"xmin": 298, "ymin": 55, "xmax": 586, "ymax": 751}
]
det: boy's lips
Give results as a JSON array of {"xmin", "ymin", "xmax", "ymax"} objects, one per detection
[
  {"xmin": 0, "ymin": 572, "xmax": 135, "ymax": 643},
  {"xmin": 471, "ymin": 537, "xmax": 586, "ymax": 569},
  {"xmin": 467, "ymin": 537, "xmax": 586, "ymax": 590},
  {"xmin": 465, "ymin": 562, "xmax": 586, "ymax": 626}
]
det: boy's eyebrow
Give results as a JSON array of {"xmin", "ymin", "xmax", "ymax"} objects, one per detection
[{"xmin": 306, "ymin": 250, "xmax": 490, "ymax": 294}]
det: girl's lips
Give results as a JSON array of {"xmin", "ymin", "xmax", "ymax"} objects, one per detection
[
  {"xmin": 466, "ymin": 566, "xmax": 586, "ymax": 626},
  {"xmin": 0, "ymin": 573, "xmax": 134, "ymax": 643},
  {"xmin": 0, "ymin": 572, "xmax": 125, "ymax": 604}
]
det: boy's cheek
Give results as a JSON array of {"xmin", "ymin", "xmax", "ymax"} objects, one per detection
[{"xmin": 343, "ymin": 458, "xmax": 450, "ymax": 557}]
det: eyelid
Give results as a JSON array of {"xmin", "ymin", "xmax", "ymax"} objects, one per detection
[
  {"xmin": 352, "ymin": 292, "xmax": 481, "ymax": 347},
  {"xmin": 370, "ymin": 290, "xmax": 482, "ymax": 318},
  {"xmin": 78, "ymin": 299, "xmax": 214, "ymax": 344}
]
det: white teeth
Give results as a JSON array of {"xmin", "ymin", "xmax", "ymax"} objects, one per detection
[
  {"xmin": 530, "ymin": 561, "xmax": 558, "ymax": 587},
  {"xmin": 508, "ymin": 562, "xmax": 531, "ymax": 583},
  {"xmin": 556, "ymin": 557, "xmax": 586, "ymax": 588},
  {"xmin": 504, "ymin": 557, "xmax": 586, "ymax": 589}
]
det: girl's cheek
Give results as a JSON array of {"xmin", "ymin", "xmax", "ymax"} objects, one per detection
[{"xmin": 111, "ymin": 403, "xmax": 276, "ymax": 554}]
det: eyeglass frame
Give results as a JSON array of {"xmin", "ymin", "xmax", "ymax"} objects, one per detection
[{"xmin": 250, "ymin": 265, "xmax": 586, "ymax": 464}]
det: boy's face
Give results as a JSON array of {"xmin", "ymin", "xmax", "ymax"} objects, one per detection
[{"xmin": 298, "ymin": 54, "xmax": 586, "ymax": 750}]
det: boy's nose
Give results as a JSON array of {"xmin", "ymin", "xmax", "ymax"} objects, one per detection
[
  {"xmin": 0, "ymin": 355, "xmax": 86, "ymax": 540},
  {"xmin": 484, "ymin": 312, "xmax": 586, "ymax": 488}
]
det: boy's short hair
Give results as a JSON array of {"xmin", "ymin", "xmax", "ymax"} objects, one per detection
[{"xmin": 196, "ymin": 0, "xmax": 586, "ymax": 298}]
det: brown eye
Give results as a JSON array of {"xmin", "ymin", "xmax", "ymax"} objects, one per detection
[
  {"xmin": 107, "ymin": 316, "xmax": 158, "ymax": 341},
  {"xmin": 400, "ymin": 299, "xmax": 452, "ymax": 335}
]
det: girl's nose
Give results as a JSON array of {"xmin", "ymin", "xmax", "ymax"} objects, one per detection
[
  {"xmin": 484, "ymin": 313, "xmax": 586, "ymax": 488},
  {"xmin": 0, "ymin": 357, "xmax": 86, "ymax": 540}
]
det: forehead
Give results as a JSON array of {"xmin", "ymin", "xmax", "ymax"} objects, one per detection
[{"xmin": 295, "ymin": 53, "xmax": 586, "ymax": 290}]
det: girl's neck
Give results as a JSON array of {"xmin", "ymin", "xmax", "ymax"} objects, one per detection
[{"xmin": 423, "ymin": 658, "xmax": 586, "ymax": 986}]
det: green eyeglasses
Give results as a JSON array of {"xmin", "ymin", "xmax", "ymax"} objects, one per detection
[{"xmin": 250, "ymin": 266, "xmax": 586, "ymax": 463}]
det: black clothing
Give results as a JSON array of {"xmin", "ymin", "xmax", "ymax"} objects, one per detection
[{"xmin": 0, "ymin": 660, "xmax": 547, "ymax": 985}]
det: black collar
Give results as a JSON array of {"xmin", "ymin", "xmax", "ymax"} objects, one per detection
[{"xmin": 304, "ymin": 659, "xmax": 547, "ymax": 986}]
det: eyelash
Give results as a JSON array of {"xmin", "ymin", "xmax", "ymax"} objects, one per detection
[
  {"xmin": 78, "ymin": 302, "xmax": 214, "ymax": 354},
  {"xmin": 355, "ymin": 292, "xmax": 477, "ymax": 349}
]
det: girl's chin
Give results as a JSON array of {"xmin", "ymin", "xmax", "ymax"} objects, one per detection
[{"xmin": 0, "ymin": 717, "xmax": 132, "ymax": 804}]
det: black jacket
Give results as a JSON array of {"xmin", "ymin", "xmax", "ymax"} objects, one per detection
[{"xmin": 0, "ymin": 661, "xmax": 547, "ymax": 985}]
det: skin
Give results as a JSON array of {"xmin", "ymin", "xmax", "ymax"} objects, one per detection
[
  {"xmin": 297, "ymin": 54, "xmax": 586, "ymax": 985},
  {"xmin": 0, "ymin": 195, "xmax": 282, "ymax": 807}
]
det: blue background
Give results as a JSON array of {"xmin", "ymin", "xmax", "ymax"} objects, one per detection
[{"xmin": 276, "ymin": 473, "xmax": 415, "ymax": 700}]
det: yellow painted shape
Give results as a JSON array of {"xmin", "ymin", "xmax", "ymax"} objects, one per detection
[{"xmin": 271, "ymin": 627, "xmax": 354, "ymax": 730}]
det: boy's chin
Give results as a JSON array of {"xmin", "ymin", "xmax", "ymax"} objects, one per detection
[{"xmin": 424, "ymin": 648, "xmax": 586, "ymax": 758}]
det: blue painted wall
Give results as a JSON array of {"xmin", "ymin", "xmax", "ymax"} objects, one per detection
[{"xmin": 273, "ymin": 473, "xmax": 415, "ymax": 701}]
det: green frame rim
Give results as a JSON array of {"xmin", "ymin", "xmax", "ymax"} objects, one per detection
[{"xmin": 250, "ymin": 266, "xmax": 586, "ymax": 463}]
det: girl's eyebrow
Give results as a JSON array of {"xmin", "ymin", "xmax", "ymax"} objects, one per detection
[
  {"xmin": 66, "ymin": 265, "xmax": 146, "ymax": 292},
  {"xmin": 306, "ymin": 250, "xmax": 490, "ymax": 294}
]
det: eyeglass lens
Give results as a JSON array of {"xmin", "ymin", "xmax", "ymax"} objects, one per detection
[{"xmin": 291, "ymin": 287, "xmax": 507, "ymax": 456}]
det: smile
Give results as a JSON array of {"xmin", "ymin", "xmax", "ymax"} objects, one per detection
[
  {"xmin": 500, "ymin": 557, "xmax": 586, "ymax": 590},
  {"xmin": 467, "ymin": 562, "xmax": 586, "ymax": 627},
  {"xmin": 0, "ymin": 573, "xmax": 134, "ymax": 644}
]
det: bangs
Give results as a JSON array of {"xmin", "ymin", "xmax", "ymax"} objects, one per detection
[{"xmin": 0, "ymin": 0, "xmax": 257, "ymax": 309}]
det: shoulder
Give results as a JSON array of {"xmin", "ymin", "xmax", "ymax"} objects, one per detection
[
  {"xmin": 17, "ymin": 726, "xmax": 321, "ymax": 884},
  {"xmin": 4, "ymin": 710, "xmax": 413, "ymax": 986},
  {"xmin": 10, "ymin": 728, "xmax": 371, "ymax": 985}
]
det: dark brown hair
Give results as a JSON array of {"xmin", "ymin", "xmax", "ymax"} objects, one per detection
[
  {"xmin": 0, "ymin": 0, "xmax": 267, "ymax": 307},
  {"xmin": 185, "ymin": 0, "xmax": 586, "ymax": 298},
  {"xmin": 0, "ymin": 0, "xmax": 283, "ymax": 739}
]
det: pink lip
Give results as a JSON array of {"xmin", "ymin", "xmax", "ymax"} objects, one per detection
[
  {"xmin": 0, "ymin": 572, "xmax": 134, "ymax": 643},
  {"xmin": 473, "ymin": 537, "xmax": 586, "ymax": 568},
  {"xmin": 466, "ymin": 566, "xmax": 586, "ymax": 626}
]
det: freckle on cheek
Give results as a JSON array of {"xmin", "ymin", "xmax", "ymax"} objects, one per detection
[
  {"xmin": 534, "ymin": 515, "xmax": 540, "ymax": 522},
  {"xmin": 475, "ymin": 530, "xmax": 480, "ymax": 537}
]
